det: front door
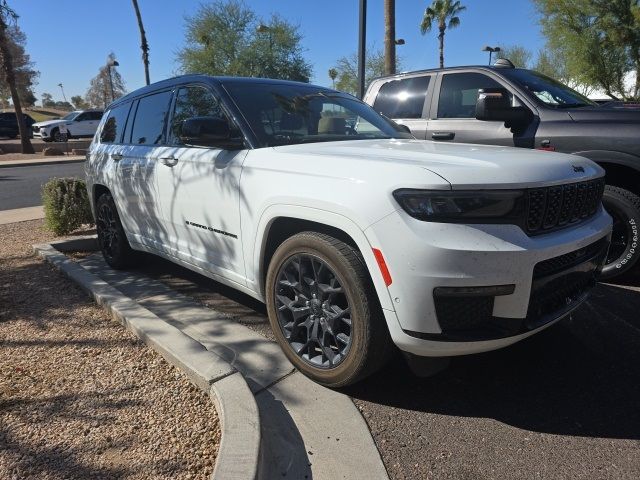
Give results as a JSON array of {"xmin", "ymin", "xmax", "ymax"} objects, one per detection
[
  {"xmin": 154, "ymin": 85, "xmax": 247, "ymax": 284},
  {"xmin": 427, "ymin": 72, "xmax": 519, "ymax": 146}
]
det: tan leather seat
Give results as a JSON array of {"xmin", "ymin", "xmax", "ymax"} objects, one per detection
[{"xmin": 318, "ymin": 117, "xmax": 346, "ymax": 134}]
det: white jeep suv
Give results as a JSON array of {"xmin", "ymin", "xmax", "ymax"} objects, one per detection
[
  {"xmin": 85, "ymin": 76, "xmax": 612, "ymax": 387},
  {"xmin": 33, "ymin": 109, "xmax": 103, "ymax": 142}
]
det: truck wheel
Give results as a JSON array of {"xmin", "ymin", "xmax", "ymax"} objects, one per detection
[
  {"xmin": 266, "ymin": 232, "xmax": 393, "ymax": 387},
  {"xmin": 95, "ymin": 192, "xmax": 138, "ymax": 269},
  {"xmin": 601, "ymin": 185, "xmax": 640, "ymax": 280}
]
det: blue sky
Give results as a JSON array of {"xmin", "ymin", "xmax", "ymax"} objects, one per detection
[{"xmin": 13, "ymin": 0, "xmax": 544, "ymax": 103}]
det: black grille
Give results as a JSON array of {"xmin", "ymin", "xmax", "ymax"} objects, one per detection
[
  {"xmin": 526, "ymin": 273, "xmax": 594, "ymax": 328},
  {"xmin": 533, "ymin": 238, "xmax": 609, "ymax": 278},
  {"xmin": 433, "ymin": 296, "xmax": 494, "ymax": 332},
  {"xmin": 525, "ymin": 178, "xmax": 605, "ymax": 235}
]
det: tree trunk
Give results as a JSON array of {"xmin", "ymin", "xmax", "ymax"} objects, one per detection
[
  {"xmin": 438, "ymin": 26, "xmax": 445, "ymax": 69},
  {"xmin": 0, "ymin": 14, "xmax": 34, "ymax": 154},
  {"xmin": 132, "ymin": 0, "xmax": 150, "ymax": 86},
  {"xmin": 384, "ymin": 0, "xmax": 395, "ymax": 75}
]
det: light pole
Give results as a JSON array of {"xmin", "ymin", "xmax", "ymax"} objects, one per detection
[
  {"xmin": 57, "ymin": 83, "xmax": 68, "ymax": 105},
  {"xmin": 107, "ymin": 58, "xmax": 119, "ymax": 103},
  {"xmin": 482, "ymin": 46, "xmax": 501, "ymax": 65},
  {"xmin": 358, "ymin": 0, "xmax": 367, "ymax": 99}
]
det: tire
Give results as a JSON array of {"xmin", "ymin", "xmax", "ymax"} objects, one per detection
[
  {"xmin": 51, "ymin": 128, "xmax": 64, "ymax": 142},
  {"xmin": 600, "ymin": 185, "xmax": 640, "ymax": 280},
  {"xmin": 265, "ymin": 232, "xmax": 393, "ymax": 387},
  {"xmin": 95, "ymin": 192, "xmax": 138, "ymax": 269}
]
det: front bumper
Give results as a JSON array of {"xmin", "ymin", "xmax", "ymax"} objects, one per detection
[{"xmin": 366, "ymin": 206, "xmax": 612, "ymax": 356}]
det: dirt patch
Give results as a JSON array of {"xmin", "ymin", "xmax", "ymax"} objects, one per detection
[{"xmin": 0, "ymin": 220, "xmax": 220, "ymax": 479}]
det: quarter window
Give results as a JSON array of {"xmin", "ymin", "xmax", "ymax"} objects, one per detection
[
  {"xmin": 130, "ymin": 90, "xmax": 172, "ymax": 145},
  {"xmin": 170, "ymin": 86, "xmax": 228, "ymax": 146},
  {"xmin": 100, "ymin": 102, "xmax": 131, "ymax": 143},
  {"xmin": 373, "ymin": 76, "xmax": 430, "ymax": 119},
  {"xmin": 437, "ymin": 73, "xmax": 502, "ymax": 119}
]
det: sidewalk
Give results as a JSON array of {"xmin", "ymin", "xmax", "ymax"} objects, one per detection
[
  {"xmin": 0, "ymin": 155, "xmax": 85, "ymax": 168},
  {"xmin": 0, "ymin": 206, "xmax": 44, "ymax": 225}
]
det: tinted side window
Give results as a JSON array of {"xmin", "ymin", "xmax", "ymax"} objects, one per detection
[
  {"xmin": 170, "ymin": 86, "xmax": 228, "ymax": 146},
  {"xmin": 437, "ymin": 73, "xmax": 502, "ymax": 119},
  {"xmin": 100, "ymin": 102, "xmax": 131, "ymax": 143},
  {"xmin": 89, "ymin": 111, "xmax": 103, "ymax": 121},
  {"xmin": 373, "ymin": 76, "xmax": 430, "ymax": 119},
  {"xmin": 75, "ymin": 113, "xmax": 89, "ymax": 121},
  {"xmin": 130, "ymin": 90, "xmax": 172, "ymax": 145}
]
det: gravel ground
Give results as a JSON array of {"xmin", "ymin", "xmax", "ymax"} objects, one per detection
[{"xmin": 0, "ymin": 220, "xmax": 220, "ymax": 480}]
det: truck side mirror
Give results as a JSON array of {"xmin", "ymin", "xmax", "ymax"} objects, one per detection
[{"xmin": 475, "ymin": 88, "xmax": 530, "ymax": 126}]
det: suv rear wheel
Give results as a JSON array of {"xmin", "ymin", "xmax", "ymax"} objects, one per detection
[
  {"xmin": 601, "ymin": 185, "xmax": 640, "ymax": 280},
  {"xmin": 265, "ymin": 232, "xmax": 393, "ymax": 387},
  {"xmin": 96, "ymin": 192, "xmax": 138, "ymax": 269}
]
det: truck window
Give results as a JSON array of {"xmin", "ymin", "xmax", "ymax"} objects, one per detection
[
  {"xmin": 373, "ymin": 76, "xmax": 430, "ymax": 119},
  {"xmin": 437, "ymin": 73, "xmax": 502, "ymax": 119}
]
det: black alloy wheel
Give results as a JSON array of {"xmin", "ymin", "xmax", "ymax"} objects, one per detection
[{"xmin": 274, "ymin": 253, "xmax": 353, "ymax": 368}]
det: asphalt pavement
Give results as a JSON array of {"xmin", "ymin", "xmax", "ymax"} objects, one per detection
[
  {"xmin": 127, "ymin": 253, "xmax": 640, "ymax": 479},
  {"xmin": 0, "ymin": 162, "xmax": 85, "ymax": 210}
]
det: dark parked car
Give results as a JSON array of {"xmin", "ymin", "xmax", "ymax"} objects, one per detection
[
  {"xmin": 0, "ymin": 112, "xmax": 35, "ymax": 139},
  {"xmin": 365, "ymin": 63, "xmax": 640, "ymax": 279}
]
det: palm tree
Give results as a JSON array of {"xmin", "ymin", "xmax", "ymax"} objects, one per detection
[
  {"xmin": 420, "ymin": 0, "xmax": 466, "ymax": 68},
  {"xmin": 131, "ymin": 0, "xmax": 150, "ymax": 85},
  {"xmin": 0, "ymin": 1, "xmax": 33, "ymax": 153},
  {"xmin": 328, "ymin": 68, "xmax": 338, "ymax": 88},
  {"xmin": 384, "ymin": 0, "xmax": 396, "ymax": 75}
]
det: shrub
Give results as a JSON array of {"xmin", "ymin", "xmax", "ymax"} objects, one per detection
[{"xmin": 42, "ymin": 177, "xmax": 94, "ymax": 235}]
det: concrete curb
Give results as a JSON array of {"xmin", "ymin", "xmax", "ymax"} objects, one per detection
[
  {"xmin": 33, "ymin": 240, "xmax": 260, "ymax": 480},
  {"xmin": 0, "ymin": 206, "xmax": 44, "ymax": 225},
  {"xmin": 0, "ymin": 155, "xmax": 85, "ymax": 168}
]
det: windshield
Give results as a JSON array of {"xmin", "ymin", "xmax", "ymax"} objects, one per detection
[
  {"xmin": 62, "ymin": 111, "xmax": 80, "ymax": 121},
  {"xmin": 224, "ymin": 82, "xmax": 413, "ymax": 147},
  {"xmin": 501, "ymin": 69, "xmax": 597, "ymax": 108}
]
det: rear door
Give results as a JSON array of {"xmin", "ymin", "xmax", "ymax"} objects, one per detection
[
  {"xmin": 370, "ymin": 75, "xmax": 432, "ymax": 138},
  {"xmin": 427, "ymin": 71, "xmax": 517, "ymax": 145},
  {"xmin": 116, "ymin": 89, "xmax": 173, "ymax": 247}
]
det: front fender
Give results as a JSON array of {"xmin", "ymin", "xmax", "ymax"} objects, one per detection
[{"xmin": 247, "ymin": 204, "xmax": 395, "ymax": 311}]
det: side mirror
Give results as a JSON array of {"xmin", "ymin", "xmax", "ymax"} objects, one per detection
[
  {"xmin": 179, "ymin": 116, "xmax": 243, "ymax": 149},
  {"xmin": 475, "ymin": 88, "xmax": 530, "ymax": 125}
]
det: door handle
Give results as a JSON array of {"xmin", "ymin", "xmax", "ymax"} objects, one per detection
[
  {"xmin": 431, "ymin": 132, "xmax": 455, "ymax": 141},
  {"xmin": 160, "ymin": 156, "xmax": 178, "ymax": 167},
  {"xmin": 111, "ymin": 152, "xmax": 123, "ymax": 161}
]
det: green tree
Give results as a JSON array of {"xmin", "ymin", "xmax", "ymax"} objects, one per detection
[
  {"xmin": 420, "ymin": 0, "xmax": 466, "ymax": 68},
  {"xmin": 496, "ymin": 45, "xmax": 533, "ymax": 68},
  {"xmin": 0, "ymin": 1, "xmax": 33, "ymax": 152},
  {"xmin": 328, "ymin": 68, "xmax": 338, "ymax": 88},
  {"xmin": 0, "ymin": 24, "xmax": 37, "ymax": 108},
  {"xmin": 85, "ymin": 53, "xmax": 126, "ymax": 108},
  {"xmin": 176, "ymin": 0, "xmax": 311, "ymax": 81},
  {"xmin": 535, "ymin": 0, "xmax": 639, "ymax": 100},
  {"xmin": 70, "ymin": 95, "xmax": 89, "ymax": 109},
  {"xmin": 333, "ymin": 48, "xmax": 401, "ymax": 96},
  {"xmin": 41, "ymin": 92, "xmax": 54, "ymax": 107}
]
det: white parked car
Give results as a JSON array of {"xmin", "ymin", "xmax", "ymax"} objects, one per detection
[
  {"xmin": 85, "ymin": 76, "xmax": 612, "ymax": 387},
  {"xmin": 33, "ymin": 109, "xmax": 103, "ymax": 142}
]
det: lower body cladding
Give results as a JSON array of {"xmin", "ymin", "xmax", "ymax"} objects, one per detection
[{"xmin": 367, "ymin": 207, "xmax": 612, "ymax": 357}]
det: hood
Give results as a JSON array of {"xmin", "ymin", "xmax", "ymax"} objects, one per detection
[
  {"xmin": 32, "ymin": 119, "xmax": 65, "ymax": 128},
  {"xmin": 272, "ymin": 139, "xmax": 603, "ymax": 189},
  {"xmin": 567, "ymin": 107, "xmax": 640, "ymax": 123}
]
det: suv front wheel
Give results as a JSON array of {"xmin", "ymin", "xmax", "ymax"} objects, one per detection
[
  {"xmin": 266, "ymin": 232, "xmax": 393, "ymax": 387},
  {"xmin": 601, "ymin": 185, "xmax": 640, "ymax": 280}
]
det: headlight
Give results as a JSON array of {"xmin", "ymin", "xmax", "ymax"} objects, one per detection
[{"xmin": 393, "ymin": 189, "xmax": 525, "ymax": 223}]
